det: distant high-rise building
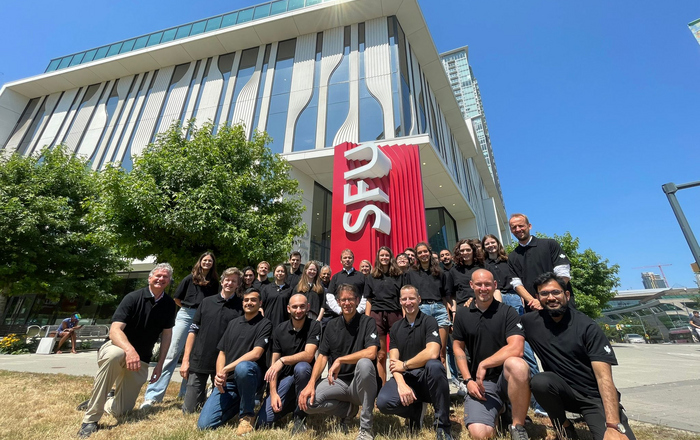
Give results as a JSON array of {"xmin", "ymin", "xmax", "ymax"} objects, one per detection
[
  {"xmin": 439, "ymin": 46, "xmax": 504, "ymax": 207},
  {"xmin": 641, "ymin": 272, "xmax": 668, "ymax": 289}
]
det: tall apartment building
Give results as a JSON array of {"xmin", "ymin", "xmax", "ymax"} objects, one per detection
[
  {"xmin": 440, "ymin": 46, "xmax": 505, "ymax": 210},
  {"xmin": 641, "ymin": 272, "xmax": 669, "ymax": 289}
]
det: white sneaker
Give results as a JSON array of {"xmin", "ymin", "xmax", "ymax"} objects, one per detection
[{"xmin": 139, "ymin": 400, "xmax": 155, "ymax": 410}]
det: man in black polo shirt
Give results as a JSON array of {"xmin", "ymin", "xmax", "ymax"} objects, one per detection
[
  {"xmin": 299, "ymin": 284, "xmax": 379, "ymax": 440},
  {"xmin": 287, "ymin": 251, "xmax": 304, "ymax": 288},
  {"xmin": 324, "ymin": 249, "xmax": 371, "ymax": 319},
  {"xmin": 452, "ymin": 269, "xmax": 531, "ymax": 440},
  {"xmin": 257, "ymin": 293, "xmax": 321, "ymax": 432},
  {"xmin": 197, "ymin": 288, "xmax": 272, "ymax": 435},
  {"xmin": 376, "ymin": 285, "xmax": 453, "ymax": 440},
  {"xmin": 439, "ymin": 249, "xmax": 454, "ymax": 271},
  {"xmin": 77, "ymin": 263, "xmax": 177, "ymax": 439},
  {"xmin": 253, "ymin": 260, "xmax": 271, "ymax": 290},
  {"xmin": 523, "ymin": 273, "xmax": 636, "ymax": 440},
  {"xmin": 180, "ymin": 267, "xmax": 243, "ymax": 413}
]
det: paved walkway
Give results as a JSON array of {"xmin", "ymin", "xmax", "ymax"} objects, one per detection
[{"xmin": 1, "ymin": 342, "xmax": 699, "ymax": 432}]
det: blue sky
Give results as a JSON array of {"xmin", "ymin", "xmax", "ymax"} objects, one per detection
[{"xmin": 1, "ymin": 1, "xmax": 699, "ymax": 290}]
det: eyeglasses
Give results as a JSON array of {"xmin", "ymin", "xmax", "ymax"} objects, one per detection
[{"xmin": 538, "ymin": 290, "xmax": 564, "ymax": 298}]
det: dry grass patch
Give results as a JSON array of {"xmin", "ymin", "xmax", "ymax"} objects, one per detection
[{"xmin": 0, "ymin": 370, "xmax": 697, "ymax": 440}]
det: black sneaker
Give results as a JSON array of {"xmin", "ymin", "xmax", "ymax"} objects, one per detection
[
  {"xmin": 436, "ymin": 427, "xmax": 454, "ymax": 440},
  {"xmin": 291, "ymin": 417, "xmax": 307, "ymax": 435},
  {"xmin": 509, "ymin": 424, "xmax": 529, "ymax": 440},
  {"xmin": 77, "ymin": 422, "xmax": 98, "ymax": 438},
  {"xmin": 76, "ymin": 400, "xmax": 90, "ymax": 411}
]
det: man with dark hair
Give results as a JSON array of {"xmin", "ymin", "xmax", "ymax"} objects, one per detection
[
  {"xmin": 452, "ymin": 269, "xmax": 531, "ymax": 440},
  {"xmin": 77, "ymin": 263, "xmax": 177, "ymax": 438},
  {"xmin": 376, "ymin": 285, "xmax": 453, "ymax": 440},
  {"xmin": 324, "ymin": 249, "xmax": 371, "ymax": 319},
  {"xmin": 180, "ymin": 268, "xmax": 243, "ymax": 413},
  {"xmin": 287, "ymin": 251, "xmax": 304, "ymax": 288},
  {"xmin": 523, "ymin": 272, "xmax": 636, "ymax": 440},
  {"xmin": 299, "ymin": 284, "xmax": 379, "ymax": 440},
  {"xmin": 690, "ymin": 310, "xmax": 700, "ymax": 341},
  {"xmin": 197, "ymin": 288, "xmax": 272, "ymax": 434},
  {"xmin": 257, "ymin": 293, "xmax": 321, "ymax": 433},
  {"xmin": 439, "ymin": 249, "xmax": 454, "ymax": 271}
]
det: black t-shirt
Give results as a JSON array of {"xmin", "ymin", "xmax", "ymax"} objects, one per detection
[
  {"xmin": 111, "ymin": 288, "xmax": 177, "ymax": 363},
  {"xmin": 367, "ymin": 272, "xmax": 402, "ymax": 312},
  {"xmin": 261, "ymin": 282, "xmax": 293, "ymax": 328},
  {"xmin": 318, "ymin": 313, "xmax": 380, "ymax": 382},
  {"xmin": 405, "ymin": 266, "xmax": 449, "ymax": 303},
  {"xmin": 452, "ymin": 299, "xmax": 523, "ymax": 382},
  {"xmin": 287, "ymin": 267, "xmax": 303, "ymax": 292},
  {"xmin": 484, "ymin": 257, "xmax": 513, "ymax": 292},
  {"xmin": 217, "ymin": 312, "xmax": 273, "ymax": 377},
  {"xmin": 189, "ymin": 293, "xmax": 243, "ymax": 374},
  {"xmin": 690, "ymin": 315, "xmax": 700, "ymax": 327},
  {"xmin": 389, "ymin": 311, "xmax": 441, "ymax": 362},
  {"xmin": 291, "ymin": 284, "xmax": 323, "ymax": 318},
  {"xmin": 253, "ymin": 278, "xmax": 271, "ymax": 290},
  {"xmin": 174, "ymin": 274, "xmax": 220, "ymax": 308},
  {"xmin": 521, "ymin": 309, "xmax": 618, "ymax": 398},
  {"xmin": 507, "ymin": 237, "xmax": 571, "ymax": 297},
  {"xmin": 447, "ymin": 263, "xmax": 482, "ymax": 306},
  {"xmin": 324, "ymin": 269, "xmax": 372, "ymax": 318},
  {"xmin": 272, "ymin": 318, "xmax": 321, "ymax": 377}
]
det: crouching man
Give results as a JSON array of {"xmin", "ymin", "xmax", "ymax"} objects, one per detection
[
  {"xmin": 257, "ymin": 293, "xmax": 321, "ymax": 433},
  {"xmin": 299, "ymin": 284, "xmax": 380, "ymax": 440},
  {"xmin": 77, "ymin": 263, "xmax": 177, "ymax": 438},
  {"xmin": 452, "ymin": 269, "xmax": 531, "ymax": 440},
  {"xmin": 197, "ymin": 288, "xmax": 272, "ymax": 435},
  {"xmin": 376, "ymin": 285, "xmax": 453, "ymax": 440},
  {"xmin": 523, "ymin": 272, "xmax": 636, "ymax": 440}
]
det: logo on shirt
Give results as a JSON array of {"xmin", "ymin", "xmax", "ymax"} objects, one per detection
[
  {"xmin": 559, "ymin": 254, "xmax": 566, "ymax": 259},
  {"xmin": 370, "ymin": 333, "xmax": 377, "ymax": 339},
  {"xmin": 264, "ymin": 338, "xmax": 269, "ymax": 344},
  {"xmin": 604, "ymin": 345, "xmax": 611, "ymax": 354},
  {"xmin": 432, "ymin": 331, "xmax": 438, "ymax": 337},
  {"xmin": 516, "ymin": 323, "xmax": 523, "ymax": 330},
  {"xmin": 316, "ymin": 335, "xmax": 320, "ymax": 340}
]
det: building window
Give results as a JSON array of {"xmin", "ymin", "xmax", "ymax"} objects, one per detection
[
  {"xmin": 153, "ymin": 63, "xmax": 192, "ymax": 141},
  {"xmin": 212, "ymin": 53, "xmax": 236, "ymax": 133},
  {"xmin": 228, "ymin": 47, "xmax": 260, "ymax": 124},
  {"xmin": 310, "ymin": 182, "xmax": 332, "ymax": 265},
  {"xmin": 358, "ymin": 22, "xmax": 385, "ymax": 142},
  {"xmin": 426, "ymin": 207, "xmax": 458, "ymax": 253},
  {"xmin": 251, "ymin": 44, "xmax": 272, "ymax": 139},
  {"xmin": 266, "ymin": 38, "xmax": 296, "ymax": 154},
  {"xmin": 293, "ymin": 32, "xmax": 323, "ymax": 151},
  {"xmin": 325, "ymin": 26, "xmax": 351, "ymax": 148}
]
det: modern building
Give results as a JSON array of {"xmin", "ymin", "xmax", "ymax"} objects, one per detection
[
  {"xmin": 439, "ymin": 46, "xmax": 504, "ymax": 207},
  {"xmin": 641, "ymin": 271, "xmax": 668, "ymax": 289},
  {"xmin": 0, "ymin": 0, "xmax": 511, "ymax": 326}
]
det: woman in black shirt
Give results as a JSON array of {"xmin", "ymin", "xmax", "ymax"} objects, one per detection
[
  {"xmin": 261, "ymin": 264, "xmax": 293, "ymax": 328},
  {"xmin": 292, "ymin": 260, "xmax": 325, "ymax": 321},
  {"xmin": 483, "ymin": 234, "xmax": 519, "ymax": 312},
  {"xmin": 448, "ymin": 239, "xmax": 485, "ymax": 310}
]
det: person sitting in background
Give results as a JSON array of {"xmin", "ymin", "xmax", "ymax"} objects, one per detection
[{"xmin": 55, "ymin": 313, "xmax": 82, "ymax": 354}]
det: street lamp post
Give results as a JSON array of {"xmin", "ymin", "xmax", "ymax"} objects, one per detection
[{"xmin": 662, "ymin": 181, "xmax": 700, "ymax": 269}]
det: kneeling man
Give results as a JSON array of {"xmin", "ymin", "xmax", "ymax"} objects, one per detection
[
  {"xmin": 197, "ymin": 288, "xmax": 272, "ymax": 434},
  {"xmin": 452, "ymin": 269, "xmax": 531, "ymax": 440},
  {"xmin": 299, "ymin": 284, "xmax": 379, "ymax": 440},
  {"xmin": 523, "ymin": 272, "xmax": 636, "ymax": 440},
  {"xmin": 257, "ymin": 293, "xmax": 321, "ymax": 432},
  {"xmin": 376, "ymin": 285, "xmax": 453, "ymax": 440},
  {"xmin": 77, "ymin": 263, "xmax": 176, "ymax": 438}
]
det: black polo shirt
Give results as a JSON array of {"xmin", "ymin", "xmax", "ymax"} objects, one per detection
[
  {"xmin": 189, "ymin": 293, "xmax": 243, "ymax": 374},
  {"xmin": 291, "ymin": 284, "xmax": 323, "ymax": 317},
  {"xmin": 367, "ymin": 272, "xmax": 402, "ymax": 312},
  {"xmin": 507, "ymin": 236, "xmax": 571, "ymax": 297},
  {"xmin": 521, "ymin": 308, "xmax": 618, "ymax": 398},
  {"xmin": 484, "ymin": 257, "xmax": 513, "ymax": 292},
  {"xmin": 262, "ymin": 282, "xmax": 292, "ymax": 328},
  {"xmin": 447, "ymin": 263, "xmax": 483, "ymax": 306},
  {"xmin": 389, "ymin": 311, "xmax": 441, "ymax": 362},
  {"xmin": 405, "ymin": 267, "xmax": 449, "ymax": 303},
  {"xmin": 452, "ymin": 299, "xmax": 523, "ymax": 382},
  {"xmin": 327, "ymin": 268, "xmax": 371, "ymax": 299},
  {"xmin": 174, "ymin": 274, "xmax": 220, "ymax": 308},
  {"xmin": 111, "ymin": 287, "xmax": 176, "ymax": 363},
  {"xmin": 272, "ymin": 318, "xmax": 321, "ymax": 377},
  {"xmin": 287, "ymin": 267, "xmax": 303, "ymax": 292},
  {"xmin": 253, "ymin": 278, "xmax": 271, "ymax": 290},
  {"xmin": 217, "ymin": 312, "xmax": 272, "ymax": 378},
  {"xmin": 318, "ymin": 313, "xmax": 380, "ymax": 382}
]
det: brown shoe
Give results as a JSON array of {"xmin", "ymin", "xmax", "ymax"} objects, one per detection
[{"xmin": 236, "ymin": 415, "xmax": 254, "ymax": 436}]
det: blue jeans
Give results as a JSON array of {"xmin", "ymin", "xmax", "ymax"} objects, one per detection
[
  {"xmin": 502, "ymin": 292, "xmax": 546, "ymax": 412},
  {"xmin": 419, "ymin": 302, "xmax": 450, "ymax": 327},
  {"xmin": 197, "ymin": 361, "xmax": 264, "ymax": 430},
  {"xmin": 257, "ymin": 362, "xmax": 312, "ymax": 426},
  {"xmin": 447, "ymin": 334, "xmax": 461, "ymax": 381},
  {"xmin": 144, "ymin": 307, "xmax": 195, "ymax": 402}
]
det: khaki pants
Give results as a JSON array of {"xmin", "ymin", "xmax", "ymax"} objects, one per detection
[{"xmin": 83, "ymin": 341, "xmax": 149, "ymax": 424}]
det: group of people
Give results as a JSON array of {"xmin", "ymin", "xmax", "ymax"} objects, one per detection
[{"xmin": 76, "ymin": 213, "xmax": 635, "ymax": 440}]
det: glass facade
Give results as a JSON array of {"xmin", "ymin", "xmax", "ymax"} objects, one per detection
[
  {"xmin": 293, "ymin": 33, "xmax": 323, "ymax": 151},
  {"xmin": 358, "ymin": 23, "xmax": 385, "ymax": 142},
  {"xmin": 266, "ymin": 39, "xmax": 296, "ymax": 154},
  {"xmin": 426, "ymin": 207, "xmax": 458, "ymax": 253},
  {"xmin": 309, "ymin": 182, "xmax": 332, "ymax": 264},
  {"xmin": 325, "ymin": 26, "xmax": 351, "ymax": 148}
]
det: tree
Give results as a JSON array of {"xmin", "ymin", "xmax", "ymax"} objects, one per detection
[
  {"xmin": 90, "ymin": 121, "xmax": 306, "ymax": 279},
  {"xmin": 507, "ymin": 232, "xmax": 620, "ymax": 318},
  {"xmin": 0, "ymin": 145, "xmax": 126, "ymax": 306}
]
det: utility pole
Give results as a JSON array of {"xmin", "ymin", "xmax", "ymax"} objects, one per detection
[{"xmin": 662, "ymin": 181, "xmax": 700, "ymax": 270}]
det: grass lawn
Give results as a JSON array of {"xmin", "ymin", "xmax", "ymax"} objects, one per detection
[{"xmin": 0, "ymin": 370, "xmax": 697, "ymax": 440}]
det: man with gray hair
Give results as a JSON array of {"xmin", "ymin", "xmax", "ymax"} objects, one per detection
[{"xmin": 77, "ymin": 263, "xmax": 177, "ymax": 438}]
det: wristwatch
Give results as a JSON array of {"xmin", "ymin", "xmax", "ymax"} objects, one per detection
[
  {"xmin": 606, "ymin": 422, "xmax": 626, "ymax": 434},
  {"xmin": 462, "ymin": 378, "xmax": 474, "ymax": 386}
]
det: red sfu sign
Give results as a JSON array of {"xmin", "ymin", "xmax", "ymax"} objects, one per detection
[{"xmin": 329, "ymin": 142, "xmax": 427, "ymax": 274}]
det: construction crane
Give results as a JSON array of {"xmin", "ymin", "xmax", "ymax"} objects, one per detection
[{"xmin": 632, "ymin": 264, "xmax": 672, "ymax": 287}]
